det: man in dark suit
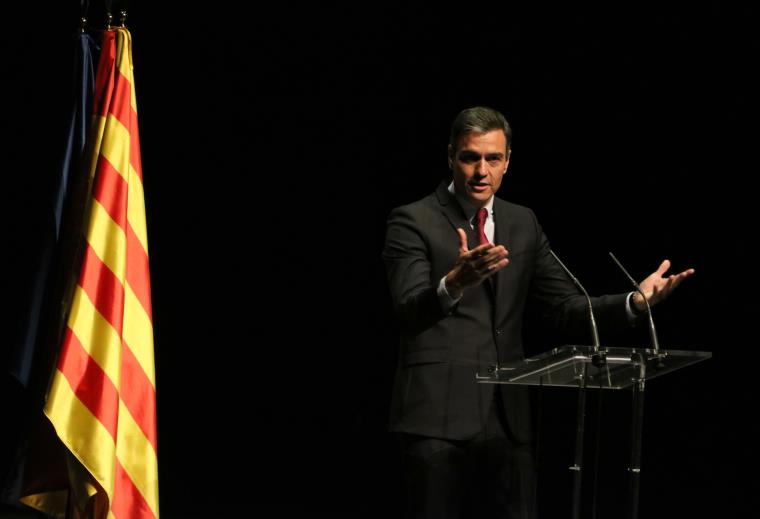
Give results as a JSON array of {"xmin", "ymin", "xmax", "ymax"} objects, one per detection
[{"xmin": 382, "ymin": 106, "xmax": 693, "ymax": 519}]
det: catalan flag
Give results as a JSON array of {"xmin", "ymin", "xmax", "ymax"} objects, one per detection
[{"xmin": 21, "ymin": 27, "xmax": 159, "ymax": 519}]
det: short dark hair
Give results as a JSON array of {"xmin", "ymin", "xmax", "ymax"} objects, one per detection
[{"xmin": 449, "ymin": 106, "xmax": 512, "ymax": 151}]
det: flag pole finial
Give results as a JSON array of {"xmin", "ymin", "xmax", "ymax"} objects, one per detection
[{"xmin": 119, "ymin": 11, "xmax": 127, "ymax": 27}]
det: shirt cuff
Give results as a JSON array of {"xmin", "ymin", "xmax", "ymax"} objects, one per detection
[
  {"xmin": 625, "ymin": 291, "xmax": 643, "ymax": 321},
  {"xmin": 437, "ymin": 275, "xmax": 461, "ymax": 313}
]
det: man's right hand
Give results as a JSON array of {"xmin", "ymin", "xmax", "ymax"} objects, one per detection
[{"xmin": 444, "ymin": 228, "xmax": 509, "ymax": 299}]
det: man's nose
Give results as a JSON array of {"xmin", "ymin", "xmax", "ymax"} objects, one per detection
[{"xmin": 474, "ymin": 158, "xmax": 488, "ymax": 175}]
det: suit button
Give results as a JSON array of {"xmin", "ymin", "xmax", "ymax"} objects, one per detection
[{"xmin": 495, "ymin": 328, "xmax": 503, "ymax": 335}]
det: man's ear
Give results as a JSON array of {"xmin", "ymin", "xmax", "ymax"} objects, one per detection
[{"xmin": 447, "ymin": 144, "xmax": 454, "ymax": 169}]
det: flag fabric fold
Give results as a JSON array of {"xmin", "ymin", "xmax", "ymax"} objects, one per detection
[
  {"xmin": 21, "ymin": 27, "xmax": 159, "ymax": 519},
  {"xmin": 10, "ymin": 30, "xmax": 97, "ymax": 389},
  {"xmin": 2, "ymin": 29, "xmax": 96, "ymax": 515}
]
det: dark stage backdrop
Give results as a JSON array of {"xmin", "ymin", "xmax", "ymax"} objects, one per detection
[{"xmin": 3, "ymin": 3, "xmax": 758, "ymax": 518}]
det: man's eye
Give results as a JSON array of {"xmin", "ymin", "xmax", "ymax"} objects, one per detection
[{"xmin": 459, "ymin": 153, "xmax": 480, "ymax": 163}]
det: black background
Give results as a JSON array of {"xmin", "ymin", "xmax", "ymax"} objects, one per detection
[{"xmin": 3, "ymin": 2, "xmax": 759, "ymax": 518}]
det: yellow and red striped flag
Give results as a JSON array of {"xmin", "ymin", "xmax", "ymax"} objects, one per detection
[{"xmin": 22, "ymin": 27, "xmax": 158, "ymax": 519}]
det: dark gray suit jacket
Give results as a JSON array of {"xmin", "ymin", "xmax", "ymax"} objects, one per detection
[{"xmin": 383, "ymin": 181, "xmax": 631, "ymax": 442}]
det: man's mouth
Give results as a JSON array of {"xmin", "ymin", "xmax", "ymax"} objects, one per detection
[{"xmin": 469, "ymin": 181, "xmax": 490, "ymax": 192}]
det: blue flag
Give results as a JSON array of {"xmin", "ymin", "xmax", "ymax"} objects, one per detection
[
  {"xmin": 9, "ymin": 32, "xmax": 97, "ymax": 387},
  {"xmin": 2, "ymin": 31, "xmax": 98, "ymax": 510}
]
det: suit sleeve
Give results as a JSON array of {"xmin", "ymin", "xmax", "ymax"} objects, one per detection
[{"xmin": 382, "ymin": 206, "xmax": 448, "ymax": 334}]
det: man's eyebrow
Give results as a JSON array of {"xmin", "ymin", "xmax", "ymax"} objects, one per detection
[{"xmin": 458, "ymin": 150, "xmax": 506, "ymax": 158}]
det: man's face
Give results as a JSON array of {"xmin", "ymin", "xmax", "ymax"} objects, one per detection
[{"xmin": 448, "ymin": 130, "xmax": 510, "ymax": 207}]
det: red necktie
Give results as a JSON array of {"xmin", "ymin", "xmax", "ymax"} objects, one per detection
[{"xmin": 476, "ymin": 207, "xmax": 489, "ymax": 246}]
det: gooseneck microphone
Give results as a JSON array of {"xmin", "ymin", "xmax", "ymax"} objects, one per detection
[
  {"xmin": 549, "ymin": 250, "xmax": 601, "ymax": 352},
  {"xmin": 608, "ymin": 252, "xmax": 660, "ymax": 354}
]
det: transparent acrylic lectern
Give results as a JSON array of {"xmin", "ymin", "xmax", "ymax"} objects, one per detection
[{"xmin": 477, "ymin": 345, "xmax": 712, "ymax": 519}]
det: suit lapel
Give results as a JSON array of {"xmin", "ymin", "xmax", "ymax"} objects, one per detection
[
  {"xmin": 491, "ymin": 199, "xmax": 512, "ymax": 307},
  {"xmin": 435, "ymin": 182, "xmax": 477, "ymax": 249},
  {"xmin": 492, "ymin": 198, "xmax": 511, "ymax": 251}
]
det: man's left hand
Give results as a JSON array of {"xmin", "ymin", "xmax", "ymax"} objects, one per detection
[{"xmin": 632, "ymin": 259, "xmax": 695, "ymax": 311}]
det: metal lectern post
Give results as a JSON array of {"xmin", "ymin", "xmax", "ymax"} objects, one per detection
[
  {"xmin": 570, "ymin": 363, "xmax": 586, "ymax": 519},
  {"xmin": 627, "ymin": 352, "xmax": 646, "ymax": 519}
]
